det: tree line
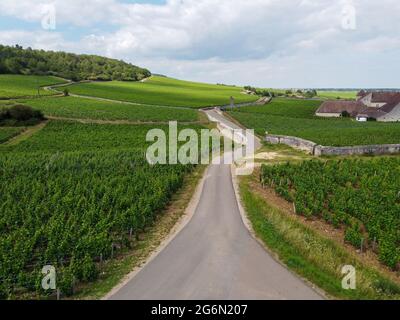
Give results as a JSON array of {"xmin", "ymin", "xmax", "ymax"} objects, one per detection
[
  {"xmin": 244, "ymin": 86, "xmax": 318, "ymax": 98},
  {"xmin": 0, "ymin": 44, "xmax": 151, "ymax": 82}
]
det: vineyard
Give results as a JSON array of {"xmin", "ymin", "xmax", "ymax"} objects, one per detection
[
  {"xmin": 0, "ymin": 120, "xmax": 207, "ymax": 298},
  {"xmin": 67, "ymin": 76, "xmax": 257, "ymax": 108},
  {"xmin": 18, "ymin": 96, "xmax": 199, "ymax": 123},
  {"xmin": 0, "ymin": 127, "xmax": 23, "ymax": 144},
  {"xmin": 0, "ymin": 75, "xmax": 67, "ymax": 99},
  {"xmin": 260, "ymin": 157, "xmax": 400, "ymax": 269},
  {"xmin": 228, "ymin": 98, "xmax": 400, "ymax": 146},
  {"xmin": 317, "ymin": 91, "xmax": 357, "ymax": 100}
]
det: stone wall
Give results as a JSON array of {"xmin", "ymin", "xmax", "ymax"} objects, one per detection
[
  {"xmin": 265, "ymin": 135, "xmax": 317, "ymax": 154},
  {"xmin": 220, "ymin": 97, "xmax": 271, "ymax": 111},
  {"xmin": 265, "ymin": 134, "xmax": 400, "ymax": 156},
  {"xmin": 314, "ymin": 144, "xmax": 400, "ymax": 156}
]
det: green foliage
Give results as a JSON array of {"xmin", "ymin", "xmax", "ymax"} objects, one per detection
[
  {"xmin": 304, "ymin": 89, "xmax": 317, "ymax": 98},
  {"xmin": 344, "ymin": 223, "xmax": 364, "ymax": 248},
  {"xmin": 0, "ymin": 44, "xmax": 150, "ymax": 81},
  {"xmin": 241, "ymin": 175, "xmax": 400, "ymax": 300},
  {"xmin": 0, "ymin": 104, "xmax": 44, "ymax": 123},
  {"xmin": 243, "ymin": 85, "xmax": 271, "ymax": 97},
  {"xmin": 0, "ymin": 74, "xmax": 67, "ymax": 98},
  {"xmin": 0, "ymin": 127, "xmax": 23, "ymax": 144},
  {"xmin": 68, "ymin": 76, "xmax": 258, "ymax": 108},
  {"xmin": 0, "ymin": 130, "xmax": 197, "ymax": 298},
  {"xmin": 379, "ymin": 235, "xmax": 400, "ymax": 269},
  {"xmin": 341, "ymin": 110, "xmax": 351, "ymax": 118},
  {"xmin": 0, "ymin": 105, "xmax": 44, "ymax": 126},
  {"xmin": 19, "ymin": 96, "xmax": 199, "ymax": 122},
  {"xmin": 228, "ymin": 98, "xmax": 400, "ymax": 146},
  {"xmin": 261, "ymin": 158, "xmax": 400, "ymax": 270},
  {"xmin": 0, "ymin": 121, "xmax": 202, "ymax": 153}
]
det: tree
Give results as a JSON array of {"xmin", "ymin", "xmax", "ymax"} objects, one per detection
[{"xmin": 0, "ymin": 44, "xmax": 151, "ymax": 81}]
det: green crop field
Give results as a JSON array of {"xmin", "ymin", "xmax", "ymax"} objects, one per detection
[
  {"xmin": 0, "ymin": 120, "xmax": 207, "ymax": 298},
  {"xmin": 0, "ymin": 127, "xmax": 23, "ymax": 144},
  {"xmin": 67, "ymin": 76, "xmax": 257, "ymax": 108},
  {"xmin": 261, "ymin": 157, "xmax": 400, "ymax": 269},
  {"xmin": 228, "ymin": 98, "xmax": 400, "ymax": 146},
  {"xmin": 18, "ymin": 96, "xmax": 199, "ymax": 123},
  {"xmin": 317, "ymin": 90, "xmax": 358, "ymax": 100},
  {"xmin": 0, "ymin": 75, "xmax": 67, "ymax": 99},
  {"xmin": 234, "ymin": 98, "xmax": 321, "ymax": 118},
  {"xmin": 0, "ymin": 120, "xmax": 205, "ymax": 153}
]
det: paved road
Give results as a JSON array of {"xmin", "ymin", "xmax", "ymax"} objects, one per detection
[{"xmin": 108, "ymin": 110, "xmax": 323, "ymax": 300}]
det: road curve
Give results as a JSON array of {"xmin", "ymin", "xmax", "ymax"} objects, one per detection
[{"xmin": 108, "ymin": 110, "xmax": 323, "ymax": 300}]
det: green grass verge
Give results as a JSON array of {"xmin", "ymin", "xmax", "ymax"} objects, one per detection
[
  {"xmin": 0, "ymin": 127, "xmax": 24, "ymax": 144},
  {"xmin": 240, "ymin": 175, "xmax": 400, "ymax": 300},
  {"xmin": 67, "ymin": 76, "xmax": 258, "ymax": 108},
  {"xmin": 18, "ymin": 96, "xmax": 199, "ymax": 122},
  {"xmin": 0, "ymin": 75, "xmax": 67, "ymax": 99}
]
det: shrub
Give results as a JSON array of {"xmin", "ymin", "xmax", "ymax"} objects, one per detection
[
  {"xmin": 0, "ymin": 105, "xmax": 44, "ymax": 125},
  {"xmin": 379, "ymin": 235, "xmax": 400, "ymax": 270},
  {"xmin": 341, "ymin": 110, "xmax": 350, "ymax": 118}
]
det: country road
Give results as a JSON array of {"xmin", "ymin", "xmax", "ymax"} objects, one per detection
[{"xmin": 107, "ymin": 109, "xmax": 323, "ymax": 300}]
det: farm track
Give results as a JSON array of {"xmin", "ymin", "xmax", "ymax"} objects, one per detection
[{"xmin": 107, "ymin": 109, "xmax": 323, "ymax": 300}]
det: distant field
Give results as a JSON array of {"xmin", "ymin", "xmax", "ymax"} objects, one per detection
[
  {"xmin": 0, "ymin": 127, "xmax": 23, "ymax": 144},
  {"xmin": 228, "ymin": 98, "xmax": 400, "ymax": 146},
  {"xmin": 317, "ymin": 91, "xmax": 357, "ymax": 100},
  {"xmin": 0, "ymin": 75, "xmax": 67, "ymax": 99},
  {"xmin": 19, "ymin": 96, "xmax": 199, "ymax": 122},
  {"xmin": 67, "ymin": 76, "xmax": 257, "ymax": 108}
]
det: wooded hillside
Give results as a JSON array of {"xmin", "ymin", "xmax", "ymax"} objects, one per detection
[{"xmin": 0, "ymin": 45, "xmax": 151, "ymax": 82}]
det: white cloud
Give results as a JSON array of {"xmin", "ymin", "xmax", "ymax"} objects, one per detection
[
  {"xmin": 1, "ymin": 0, "xmax": 400, "ymax": 87},
  {"xmin": 0, "ymin": 30, "xmax": 75, "ymax": 51}
]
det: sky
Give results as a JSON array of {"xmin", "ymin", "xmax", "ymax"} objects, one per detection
[{"xmin": 0, "ymin": 0, "xmax": 399, "ymax": 88}]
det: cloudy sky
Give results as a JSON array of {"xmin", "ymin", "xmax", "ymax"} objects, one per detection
[{"xmin": 0, "ymin": 0, "xmax": 399, "ymax": 88}]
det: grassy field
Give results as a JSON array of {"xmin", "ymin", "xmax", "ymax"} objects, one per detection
[
  {"xmin": 0, "ymin": 127, "xmax": 24, "ymax": 144},
  {"xmin": 0, "ymin": 75, "xmax": 67, "ymax": 99},
  {"xmin": 67, "ymin": 76, "xmax": 257, "ymax": 108},
  {"xmin": 317, "ymin": 91, "xmax": 358, "ymax": 100},
  {"xmin": 0, "ymin": 75, "xmax": 217, "ymax": 299},
  {"xmin": 19, "ymin": 96, "xmax": 200, "ymax": 122},
  {"xmin": 228, "ymin": 98, "xmax": 400, "ymax": 146}
]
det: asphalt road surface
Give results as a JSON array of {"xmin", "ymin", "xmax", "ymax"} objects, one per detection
[{"xmin": 108, "ymin": 110, "xmax": 323, "ymax": 300}]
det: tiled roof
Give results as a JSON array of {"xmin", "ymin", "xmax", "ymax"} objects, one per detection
[
  {"xmin": 316, "ymin": 101, "xmax": 365, "ymax": 116},
  {"xmin": 318, "ymin": 91, "xmax": 400, "ymax": 119}
]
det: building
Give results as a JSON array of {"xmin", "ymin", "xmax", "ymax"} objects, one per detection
[{"xmin": 315, "ymin": 91, "xmax": 400, "ymax": 122}]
